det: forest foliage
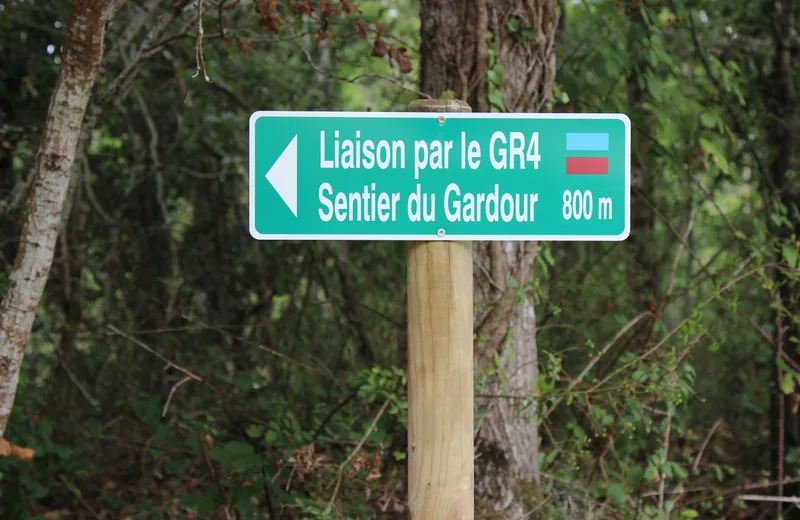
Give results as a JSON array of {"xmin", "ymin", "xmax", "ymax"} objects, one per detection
[{"xmin": 1, "ymin": 0, "xmax": 800, "ymax": 518}]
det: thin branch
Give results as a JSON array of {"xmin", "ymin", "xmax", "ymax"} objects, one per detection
[
  {"xmin": 60, "ymin": 477, "xmax": 101, "ymax": 520},
  {"xmin": 107, "ymin": 324, "xmax": 201, "ymax": 381},
  {"xmin": 199, "ymin": 433, "xmax": 232, "ymax": 520},
  {"xmin": 685, "ymin": 477, "xmax": 800, "ymax": 507},
  {"xmin": 692, "ymin": 418, "xmax": 722, "ymax": 474},
  {"xmin": 325, "ymin": 400, "xmax": 390, "ymax": 514},
  {"xmin": 108, "ymin": 323, "xmax": 253, "ymax": 441},
  {"xmin": 59, "ymin": 357, "xmax": 101, "ymax": 412},
  {"xmin": 191, "ymin": 0, "xmax": 212, "ymax": 82},
  {"xmin": 106, "ymin": 0, "xmax": 128, "ymax": 20},
  {"xmin": 81, "ymin": 156, "xmax": 115, "ymax": 224},
  {"xmin": 778, "ymin": 309, "xmax": 787, "ymax": 511},
  {"xmin": 543, "ymin": 311, "xmax": 651, "ymax": 419},
  {"xmin": 658, "ymin": 403, "xmax": 673, "ymax": 510},
  {"xmin": 132, "ymin": 87, "xmax": 181, "ymax": 324},
  {"xmin": 162, "ymin": 375, "xmax": 194, "ymax": 417},
  {"xmin": 177, "ymin": 313, "xmax": 343, "ymax": 384},
  {"xmin": 590, "ymin": 264, "xmax": 775, "ymax": 393},
  {"xmin": 292, "ymin": 36, "xmax": 431, "ymax": 99},
  {"xmin": 0, "ymin": 175, "xmax": 34, "ymax": 217},
  {"xmin": 312, "ymin": 388, "xmax": 360, "ymax": 442},
  {"xmin": 740, "ymin": 495, "xmax": 800, "ymax": 503},
  {"xmin": 667, "ymin": 202, "xmax": 699, "ymax": 296}
]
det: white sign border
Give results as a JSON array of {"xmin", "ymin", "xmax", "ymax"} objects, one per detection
[{"xmin": 249, "ymin": 111, "xmax": 631, "ymax": 242}]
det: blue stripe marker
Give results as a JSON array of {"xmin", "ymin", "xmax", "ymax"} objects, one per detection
[{"xmin": 566, "ymin": 133, "xmax": 609, "ymax": 151}]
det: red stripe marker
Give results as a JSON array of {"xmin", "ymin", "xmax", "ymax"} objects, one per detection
[{"xmin": 566, "ymin": 157, "xmax": 609, "ymax": 175}]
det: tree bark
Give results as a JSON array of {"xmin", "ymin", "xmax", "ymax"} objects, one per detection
[
  {"xmin": 418, "ymin": 1, "xmax": 559, "ymax": 517},
  {"xmin": 767, "ymin": 0, "xmax": 800, "ymax": 510},
  {"xmin": 419, "ymin": 0, "xmax": 489, "ymax": 111},
  {"xmin": 625, "ymin": 2, "xmax": 658, "ymax": 335},
  {"xmin": 473, "ymin": 4, "xmax": 558, "ymax": 518},
  {"xmin": 0, "ymin": 0, "xmax": 110, "ymax": 437}
]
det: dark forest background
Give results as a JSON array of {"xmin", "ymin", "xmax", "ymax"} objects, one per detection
[{"xmin": 2, "ymin": 0, "xmax": 800, "ymax": 518}]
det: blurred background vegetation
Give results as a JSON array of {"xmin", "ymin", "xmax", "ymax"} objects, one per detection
[{"xmin": 1, "ymin": 0, "xmax": 800, "ymax": 518}]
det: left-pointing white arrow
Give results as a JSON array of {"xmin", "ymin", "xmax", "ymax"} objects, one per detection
[{"xmin": 265, "ymin": 135, "xmax": 298, "ymax": 217}]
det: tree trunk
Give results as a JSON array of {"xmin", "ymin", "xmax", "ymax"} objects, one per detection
[
  {"xmin": 418, "ymin": 1, "xmax": 559, "ymax": 517},
  {"xmin": 767, "ymin": 0, "xmax": 800, "ymax": 510},
  {"xmin": 595, "ymin": 0, "xmax": 658, "ymax": 379},
  {"xmin": 419, "ymin": 0, "xmax": 489, "ymax": 111},
  {"xmin": 626, "ymin": 2, "xmax": 658, "ymax": 332},
  {"xmin": 473, "ymin": 4, "xmax": 558, "ymax": 518},
  {"xmin": 0, "ymin": 0, "xmax": 110, "ymax": 437}
]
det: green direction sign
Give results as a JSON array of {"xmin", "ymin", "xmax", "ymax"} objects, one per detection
[{"xmin": 249, "ymin": 111, "xmax": 630, "ymax": 241}]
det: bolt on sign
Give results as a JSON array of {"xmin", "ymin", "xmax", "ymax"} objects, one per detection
[{"xmin": 249, "ymin": 111, "xmax": 630, "ymax": 241}]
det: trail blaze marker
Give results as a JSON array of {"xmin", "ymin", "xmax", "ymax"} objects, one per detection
[{"xmin": 249, "ymin": 111, "xmax": 631, "ymax": 241}]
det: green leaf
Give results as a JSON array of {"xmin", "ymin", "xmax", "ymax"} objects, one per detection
[
  {"xmin": 439, "ymin": 89, "xmax": 456, "ymax": 100},
  {"xmin": 671, "ymin": 461, "xmax": 689, "ymax": 479},
  {"xmin": 782, "ymin": 373, "xmax": 795, "ymax": 395},
  {"xmin": 700, "ymin": 112, "xmax": 719, "ymax": 128},
  {"xmin": 208, "ymin": 441, "xmax": 260, "ymax": 473},
  {"xmin": 181, "ymin": 488, "xmax": 219, "ymax": 516},
  {"xmin": 699, "ymin": 137, "xmax": 729, "ymax": 174},
  {"xmin": 606, "ymin": 483, "xmax": 626, "ymax": 507},
  {"xmin": 487, "ymin": 66, "xmax": 503, "ymax": 86},
  {"xmin": 680, "ymin": 509, "xmax": 700, "ymax": 518},
  {"xmin": 625, "ymin": 466, "xmax": 645, "ymax": 484},
  {"xmin": 782, "ymin": 244, "xmax": 799, "ymax": 269},
  {"xmin": 488, "ymin": 89, "xmax": 504, "ymax": 110}
]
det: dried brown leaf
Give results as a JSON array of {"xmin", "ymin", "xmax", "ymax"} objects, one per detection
[
  {"xmin": 256, "ymin": 0, "xmax": 276, "ymax": 15},
  {"xmin": 375, "ymin": 21, "xmax": 388, "ymax": 36},
  {"xmin": 294, "ymin": 0, "xmax": 312, "ymax": 14},
  {"xmin": 258, "ymin": 12, "xmax": 286, "ymax": 32},
  {"xmin": 371, "ymin": 38, "xmax": 388, "ymax": 58},
  {"xmin": 323, "ymin": 2, "xmax": 340, "ymax": 17},
  {"xmin": 394, "ymin": 48, "xmax": 412, "ymax": 74},
  {"xmin": 0, "ymin": 438, "xmax": 35, "ymax": 461},
  {"xmin": 316, "ymin": 28, "xmax": 331, "ymax": 44}
]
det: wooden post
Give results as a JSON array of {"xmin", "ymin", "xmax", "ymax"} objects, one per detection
[{"xmin": 406, "ymin": 99, "xmax": 474, "ymax": 520}]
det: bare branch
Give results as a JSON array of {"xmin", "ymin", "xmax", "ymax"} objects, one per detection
[
  {"xmin": 325, "ymin": 400, "xmax": 390, "ymax": 514},
  {"xmin": 191, "ymin": 0, "xmax": 212, "ymax": 82},
  {"xmin": 292, "ymin": 36, "xmax": 431, "ymax": 100},
  {"xmin": 107, "ymin": 324, "xmax": 202, "ymax": 382},
  {"xmin": 542, "ymin": 311, "xmax": 650, "ymax": 419},
  {"xmin": 162, "ymin": 375, "xmax": 194, "ymax": 417},
  {"xmin": 0, "ymin": 176, "xmax": 33, "ymax": 218}
]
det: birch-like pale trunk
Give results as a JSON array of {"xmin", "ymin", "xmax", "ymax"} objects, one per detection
[{"xmin": 0, "ymin": 0, "xmax": 110, "ymax": 437}]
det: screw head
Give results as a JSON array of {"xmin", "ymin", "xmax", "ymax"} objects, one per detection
[
  {"xmin": 437, "ymin": 116, "xmax": 445, "ymax": 125},
  {"xmin": 437, "ymin": 229, "xmax": 445, "ymax": 237}
]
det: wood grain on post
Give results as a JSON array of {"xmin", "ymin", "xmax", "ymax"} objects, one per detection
[{"xmin": 406, "ymin": 99, "xmax": 474, "ymax": 520}]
